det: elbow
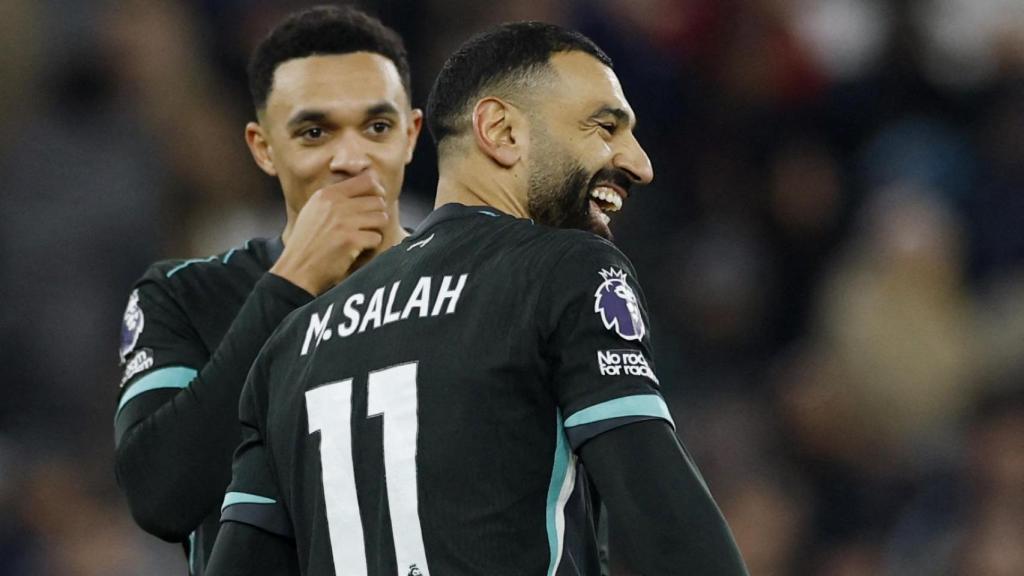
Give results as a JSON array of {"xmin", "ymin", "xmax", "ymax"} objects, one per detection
[
  {"xmin": 127, "ymin": 499, "xmax": 195, "ymax": 543},
  {"xmin": 115, "ymin": 449, "xmax": 198, "ymax": 542}
]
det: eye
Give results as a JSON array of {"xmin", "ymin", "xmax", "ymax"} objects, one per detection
[
  {"xmin": 597, "ymin": 122, "xmax": 618, "ymax": 136},
  {"xmin": 300, "ymin": 126, "xmax": 326, "ymax": 141},
  {"xmin": 366, "ymin": 120, "xmax": 393, "ymax": 136}
]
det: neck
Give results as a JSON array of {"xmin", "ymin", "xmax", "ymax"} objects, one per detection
[
  {"xmin": 434, "ymin": 163, "xmax": 529, "ymax": 218},
  {"xmin": 281, "ymin": 204, "xmax": 299, "ymax": 244}
]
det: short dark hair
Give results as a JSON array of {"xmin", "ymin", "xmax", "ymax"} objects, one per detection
[
  {"xmin": 426, "ymin": 21, "xmax": 612, "ymax": 148},
  {"xmin": 248, "ymin": 4, "xmax": 411, "ymax": 112}
]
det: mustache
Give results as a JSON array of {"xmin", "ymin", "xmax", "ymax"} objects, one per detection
[{"xmin": 588, "ymin": 168, "xmax": 634, "ymax": 195}]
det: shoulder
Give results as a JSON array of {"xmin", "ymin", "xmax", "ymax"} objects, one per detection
[
  {"xmin": 531, "ymin": 230, "xmax": 648, "ymax": 333},
  {"xmin": 132, "ymin": 237, "xmax": 273, "ymax": 299},
  {"xmin": 527, "ymin": 228, "xmax": 637, "ymax": 286},
  {"xmin": 121, "ymin": 238, "xmax": 277, "ymax": 353},
  {"xmin": 481, "ymin": 218, "xmax": 631, "ymax": 269},
  {"xmin": 459, "ymin": 221, "xmax": 640, "ymax": 301},
  {"xmin": 546, "ymin": 228, "xmax": 629, "ymax": 262}
]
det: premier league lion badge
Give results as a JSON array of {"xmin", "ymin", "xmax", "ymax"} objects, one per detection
[
  {"xmin": 120, "ymin": 289, "xmax": 145, "ymax": 363},
  {"xmin": 594, "ymin": 268, "xmax": 645, "ymax": 341}
]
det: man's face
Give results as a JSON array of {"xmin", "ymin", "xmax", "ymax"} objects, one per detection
[
  {"xmin": 251, "ymin": 52, "xmax": 420, "ymax": 216},
  {"xmin": 526, "ymin": 51, "xmax": 653, "ymax": 240}
]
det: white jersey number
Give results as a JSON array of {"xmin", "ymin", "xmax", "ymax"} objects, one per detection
[{"xmin": 306, "ymin": 362, "xmax": 430, "ymax": 576}]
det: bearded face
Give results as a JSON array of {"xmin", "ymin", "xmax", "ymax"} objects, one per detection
[{"xmin": 526, "ymin": 123, "xmax": 633, "ymax": 240}]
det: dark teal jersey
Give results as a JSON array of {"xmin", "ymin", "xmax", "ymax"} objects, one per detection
[
  {"xmin": 114, "ymin": 237, "xmax": 313, "ymax": 575},
  {"xmin": 115, "ymin": 238, "xmax": 283, "ymax": 424},
  {"xmin": 223, "ymin": 204, "xmax": 673, "ymax": 576}
]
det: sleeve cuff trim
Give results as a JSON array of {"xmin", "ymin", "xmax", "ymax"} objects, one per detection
[
  {"xmin": 564, "ymin": 394, "xmax": 674, "ymax": 429},
  {"xmin": 115, "ymin": 366, "xmax": 196, "ymax": 417},
  {"xmin": 222, "ymin": 491, "xmax": 278, "ymax": 512}
]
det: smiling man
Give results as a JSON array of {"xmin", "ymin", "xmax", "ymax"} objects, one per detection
[
  {"xmin": 208, "ymin": 22, "xmax": 748, "ymax": 576},
  {"xmin": 112, "ymin": 6, "xmax": 421, "ymax": 575}
]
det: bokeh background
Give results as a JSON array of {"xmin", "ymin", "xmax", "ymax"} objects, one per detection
[{"xmin": 2, "ymin": 0, "xmax": 1024, "ymax": 574}]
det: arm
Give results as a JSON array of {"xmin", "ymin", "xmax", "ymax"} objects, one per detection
[
  {"xmin": 206, "ymin": 523, "xmax": 299, "ymax": 576},
  {"xmin": 114, "ymin": 173, "xmax": 391, "ymax": 541},
  {"xmin": 208, "ymin": 346, "xmax": 298, "ymax": 576},
  {"xmin": 580, "ymin": 420, "xmax": 749, "ymax": 575},
  {"xmin": 114, "ymin": 273, "xmax": 311, "ymax": 541},
  {"xmin": 540, "ymin": 237, "xmax": 747, "ymax": 574}
]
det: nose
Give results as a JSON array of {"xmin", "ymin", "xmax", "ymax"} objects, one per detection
[
  {"xmin": 328, "ymin": 129, "xmax": 372, "ymax": 176},
  {"xmin": 613, "ymin": 132, "xmax": 654, "ymax": 186}
]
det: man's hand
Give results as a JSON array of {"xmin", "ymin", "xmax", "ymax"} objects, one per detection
[{"xmin": 271, "ymin": 172, "xmax": 389, "ymax": 296}]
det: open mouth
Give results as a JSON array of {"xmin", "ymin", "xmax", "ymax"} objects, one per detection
[{"xmin": 589, "ymin": 184, "xmax": 626, "ymax": 224}]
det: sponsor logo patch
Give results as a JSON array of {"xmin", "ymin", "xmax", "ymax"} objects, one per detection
[
  {"xmin": 597, "ymin": 349, "xmax": 659, "ymax": 384},
  {"xmin": 120, "ymin": 289, "xmax": 145, "ymax": 363},
  {"xmin": 121, "ymin": 348, "xmax": 154, "ymax": 386},
  {"xmin": 594, "ymin": 268, "xmax": 645, "ymax": 341}
]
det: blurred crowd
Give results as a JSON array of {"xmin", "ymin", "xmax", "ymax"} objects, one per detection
[{"xmin": 1, "ymin": 0, "xmax": 1023, "ymax": 574}]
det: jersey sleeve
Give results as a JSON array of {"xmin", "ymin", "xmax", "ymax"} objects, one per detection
[
  {"xmin": 541, "ymin": 236, "xmax": 674, "ymax": 451},
  {"xmin": 114, "ymin": 278, "xmax": 207, "ymax": 430},
  {"xmin": 221, "ymin": 376, "xmax": 293, "ymax": 539},
  {"xmin": 580, "ymin": 420, "xmax": 749, "ymax": 575},
  {"xmin": 207, "ymin": 522, "xmax": 300, "ymax": 576},
  {"xmin": 113, "ymin": 271, "xmax": 312, "ymax": 543}
]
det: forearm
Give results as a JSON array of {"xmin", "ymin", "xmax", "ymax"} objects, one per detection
[
  {"xmin": 581, "ymin": 420, "xmax": 749, "ymax": 575},
  {"xmin": 114, "ymin": 274, "xmax": 310, "ymax": 540},
  {"xmin": 207, "ymin": 522, "xmax": 300, "ymax": 576}
]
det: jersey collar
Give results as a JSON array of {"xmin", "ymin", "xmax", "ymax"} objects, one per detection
[
  {"xmin": 265, "ymin": 236, "xmax": 285, "ymax": 266},
  {"xmin": 412, "ymin": 203, "xmax": 510, "ymax": 236}
]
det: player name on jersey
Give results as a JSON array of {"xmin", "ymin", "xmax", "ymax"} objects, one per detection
[{"xmin": 301, "ymin": 274, "xmax": 470, "ymax": 356}]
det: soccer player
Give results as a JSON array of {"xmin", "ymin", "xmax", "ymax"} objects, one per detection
[
  {"xmin": 208, "ymin": 22, "xmax": 749, "ymax": 576},
  {"xmin": 113, "ymin": 6, "xmax": 422, "ymax": 575}
]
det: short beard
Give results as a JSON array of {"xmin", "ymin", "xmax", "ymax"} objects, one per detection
[
  {"xmin": 526, "ymin": 124, "xmax": 606, "ymax": 237},
  {"xmin": 528, "ymin": 159, "xmax": 594, "ymax": 233}
]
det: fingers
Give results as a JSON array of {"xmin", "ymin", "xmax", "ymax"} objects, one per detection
[
  {"xmin": 345, "ymin": 210, "xmax": 390, "ymax": 232},
  {"xmin": 294, "ymin": 189, "xmax": 388, "ymax": 239},
  {"xmin": 341, "ymin": 231, "xmax": 385, "ymax": 265},
  {"xmin": 343, "ymin": 195, "xmax": 388, "ymax": 215},
  {"xmin": 273, "ymin": 174, "xmax": 390, "ymax": 295},
  {"xmin": 319, "ymin": 172, "xmax": 386, "ymax": 200},
  {"xmin": 351, "ymin": 230, "xmax": 384, "ymax": 250}
]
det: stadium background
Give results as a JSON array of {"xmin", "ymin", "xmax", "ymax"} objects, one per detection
[{"xmin": 2, "ymin": 0, "xmax": 1023, "ymax": 574}]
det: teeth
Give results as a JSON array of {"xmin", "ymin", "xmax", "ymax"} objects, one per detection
[
  {"xmin": 599, "ymin": 212, "xmax": 610, "ymax": 225},
  {"xmin": 589, "ymin": 186, "xmax": 623, "ymax": 212}
]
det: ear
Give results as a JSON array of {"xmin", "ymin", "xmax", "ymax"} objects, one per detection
[
  {"xmin": 472, "ymin": 97, "xmax": 522, "ymax": 168},
  {"xmin": 404, "ymin": 108, "xmax": 424, "ymax": 164},
  {"xmin": 245, "ymin": 121, "xmax": 277, "ymax": 177}
]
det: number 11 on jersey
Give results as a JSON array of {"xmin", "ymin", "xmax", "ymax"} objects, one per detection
[{"xmin": 306, "ymin": 362, "xmax": 430, "ymax": 576}]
